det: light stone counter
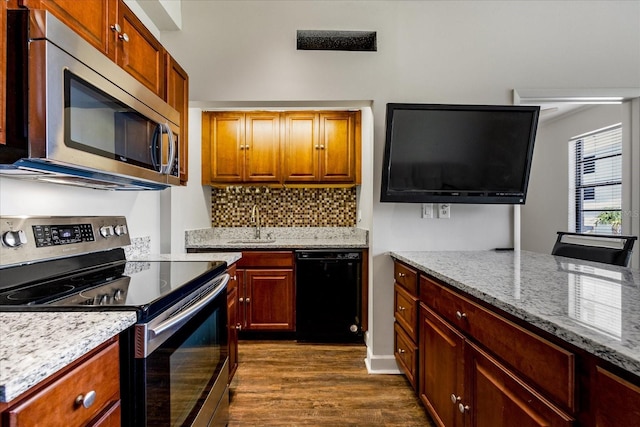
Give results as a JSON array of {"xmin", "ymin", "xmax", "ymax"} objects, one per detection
[
  {"xmin": 390, "ymin": 250, "xmax": 640, "ymax": 377},
  {"xmin": 0, "ymin": 311, "xmax": 137, "ymax": 402},
  {"xmin": 185, "ymin": 227, "xmax": 368, "ymax": 250},
  {"xmin": 127, "ymin": 252, "xmax": 242, "ymax": 265}
]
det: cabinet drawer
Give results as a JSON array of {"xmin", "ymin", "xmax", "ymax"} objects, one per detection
[
  {"xmin": 6, "ymin": 340, "xmax": 120, "ymax": 427},
  {"xmin": 394, "ymin": 283, "xmax": 419, "ymax": 341},
  {"xmin": 394, "ymin": 323, "xmax": 418, "ymax": 390},
  {"xmin": 420, "ymin": 275, "xmax": 575, "ymax": 411},
  {"xmin": 394, "ymin": 261, "xmax": 418, "ymax": 294},
  {"xmin": 238, "ymin": 251, "xmax": 294, "ymax": 268}
]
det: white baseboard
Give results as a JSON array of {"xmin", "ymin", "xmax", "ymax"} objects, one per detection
[{"xmin": 364, "ymin": 346, "xmax": 402, "ymax": 374}]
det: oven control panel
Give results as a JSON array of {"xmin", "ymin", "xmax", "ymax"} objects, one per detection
[{"xmin": 0, "ymin": 216, "xmax": 131, "ymax": 267}]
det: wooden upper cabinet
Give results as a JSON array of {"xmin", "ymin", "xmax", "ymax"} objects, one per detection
[
  {"xmin": 21, "ymin": 0, "xmax": 166, "ymax": 99},
  {"xmin": 166, "ymin": 55, "xmax": 189, "ymax": 184},
  {"xmin": 318, "ymin": 112, "xmax": 356, "ymax": 182},
  {"xmin": 1, "ymin": 0, "xmax": 6, "ymax": 145},
  {"xmin": 283, "ymin": 112, "xmax": 320, "ymax": 182},
  {"xmin": 21, "ymin": 0, "xmax": 116, "ymax": 58},
  {"xmin": 115, "ymin": 3, "xmax": 165, "ymax": 98},
  {"xmin": 245, "ymin": 112, "xmax": 281, "ymax": 182},
  {"xmin": 202, "ymin": 112, "xmax": 280, "ymax": 184},
  {"xmin": 283, "ymin": 111, "xmax": 358, "ymax": 183},
  {"xmin": 202, "ymin": 112, "xmax": 245, "ymax": 183}
]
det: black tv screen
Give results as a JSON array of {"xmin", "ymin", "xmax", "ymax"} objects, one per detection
[{"xmin": 380, "ymin": 103, "xmax": 540, "ymax": 204}]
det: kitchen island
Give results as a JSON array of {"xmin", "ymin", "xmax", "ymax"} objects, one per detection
[{"xmin": 390, "ymin": 249, "xmax": 640, "ymax": 426}]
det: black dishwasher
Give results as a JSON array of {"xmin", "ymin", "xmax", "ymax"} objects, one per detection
[{"xmin": 295, "ymin": 250, "xmax": 363, "ymax": 343}]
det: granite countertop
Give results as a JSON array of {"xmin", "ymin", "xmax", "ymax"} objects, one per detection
[
  {"xmin": 127, "ymin": 252, "xmax": 242, "ymax": 265},
  {"xmin": 185, "ymin": 227, "xmax": 369, "ymax": 250},
  {"xmin": 0, "ymin": 311, "xmax": 137, "ymax": 403},
  {"xmin": 390, "ymin": 250, "xmax": 640, "ymax": 377}
]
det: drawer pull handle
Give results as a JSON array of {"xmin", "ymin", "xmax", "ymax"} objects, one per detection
[
  {"xmin": 75, "ymin": 390, "xmax": 96, "ymax": 409},
  {"xmin": 455, "ymin": 311, "xmax": 467, "ymax": 320},
  {"xmin": 398, "ymin": 272, "xmax": 406, "ymax": 278},
  {"xmin": 397, "ymin": 305, "xmax": 406, "ymax": 311},
  {"xmin": 458, "ymin": 403, "xmax": 470, "ymax": 414},
  {"xmin": 450, "ymin": 394, "xmax": 461, "ymax": 404},
  {"xmin": 398, "ymin": 348, "xmax": 405, "ymax": 354}
]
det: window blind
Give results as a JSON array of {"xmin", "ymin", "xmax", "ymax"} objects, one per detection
[{"xmin": 570, "ymin": 124, "xmax": 622, "ymax": 234}]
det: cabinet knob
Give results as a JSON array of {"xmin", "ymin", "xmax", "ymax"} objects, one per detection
[
  {"xmin": 397, "ymin": 348, "xmax": 405, "ymax": 354},
  {"xmin": 110, "ymin": 23, "xmax": 121, "ymax": 33},
  {"xmin": 75, "ymin": 390, "xmax": 96, "ymax": 409},
  {"xmin": 245, "ymin": 297, "xmax": 250, "ymax": 303},
  {"xmin": 118, "ymin": 33, "xmax": 130, "ymax": 42},
  {"xmin": 450, "ymin": 394, "xmax": 461, "ymax": 404},
  {"xmin": 397, "ymin": 305, "xmax": 406, "ymax": 311},
  {"xmin": 231, "ymin": 275, "xmax": 237, "ymax": 281},
  {"xmin": 315, "ymin": 145, "xmax": 320, "ymax": 149},
  {"xmin": 239, "ymin": 297, "xmax": 244, "ymax": 303},
  {"xmin": 236, "ymin": 323, "xmax": 242, "ymax": 330},
  {"xmin": 455, "ymin": 311, "xmax": 467, "ymax": 320},
  {"xmin": 398, "ymin": 272, "xmax": 406, "ymax": 278},
  {"xmin": 458, "ymin": 403, "xmax": 470, "ymax": 414}
]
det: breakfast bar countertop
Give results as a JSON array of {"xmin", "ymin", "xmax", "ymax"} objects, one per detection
[{"xmin": 389, "ymin": 250, "xmax": 640, "ymax": 377}]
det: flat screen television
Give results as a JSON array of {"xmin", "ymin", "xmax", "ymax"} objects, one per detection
[{"xmin": 380, "ymin": 103, "xmax": 540, "ymax": 204}]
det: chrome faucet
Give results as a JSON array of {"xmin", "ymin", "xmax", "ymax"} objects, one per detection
[{"xmin": 251, "ymin": 204, "xmax": 261, "ymax": 239}]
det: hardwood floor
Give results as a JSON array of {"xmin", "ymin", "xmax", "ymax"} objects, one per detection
[{"xmin": 228, "ymin": 340, "xmax": 435, "ymax": 426}]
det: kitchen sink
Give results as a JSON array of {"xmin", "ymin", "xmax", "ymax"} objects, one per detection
[{"xmin": 226, "ymin": 239, "xmax": 276, "ymax": 244}]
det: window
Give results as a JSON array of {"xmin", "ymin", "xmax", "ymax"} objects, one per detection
[{"xmin": 569, "ymin": 124, "xmax": 622, "ymax": 235}]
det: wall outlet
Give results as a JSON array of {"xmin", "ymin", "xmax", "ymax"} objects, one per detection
[
  {"xmin": 421, "ymin": 203, "xmax": 434, "ymax": 219},
  {"xmin": 438, "ymin": 203, "xmax": 451, "ymax": 219}
]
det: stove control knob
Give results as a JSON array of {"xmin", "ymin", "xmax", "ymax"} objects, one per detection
[
  {"xmin": 98, "ymin": 294, "xmax": 110, "ymax": 305},
  {"xmin": 114, "ymin": 224, "xmax": 128, "ymax": 236},
  {"xmin": 2, "ymin": 230, "xmax": 27, "ymax": 248},
  {"xmin": 113, "ymin": 289, "xmax": 124, "ymax": 302},
  {"xmin": 99, "ymin": 225, "xmax": 114, "ymax": 238}
]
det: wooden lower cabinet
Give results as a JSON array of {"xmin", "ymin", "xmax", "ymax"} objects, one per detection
[
  {"xmin": 236, "ymin": 251, "xmax": 295, "ymax": 332},
  {"xmin": 1, "ymin": 338, "xmax": 121, "ymax": 427},
  {"xmin": 419, "ymin": 304, "xmax": 574, "ymax": 427},
  {"xmin": 593, "ymin": 366, "xmax": 640, "ymax": 427}
]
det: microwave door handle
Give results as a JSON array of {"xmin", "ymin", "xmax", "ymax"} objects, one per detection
[
  {"xmin": 150, "ymin": 124, "xmax": 162, "ymax": 172},
  {"xmin": 162, "ymin": 122, "xmax": 176, "ymax": 175},
  {"xmin": 148, "ymin": 273, "xmax": 230, "ymax": 338}
]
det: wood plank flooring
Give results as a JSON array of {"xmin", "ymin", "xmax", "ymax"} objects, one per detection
[{"xmin": 229, "ymin": 340, "xmax": 435, "ymax": 426}]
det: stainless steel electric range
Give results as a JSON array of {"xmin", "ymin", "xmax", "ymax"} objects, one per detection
[{"xmin": 0, "ymin": 216, "xmax": 230, "ymax": 427}]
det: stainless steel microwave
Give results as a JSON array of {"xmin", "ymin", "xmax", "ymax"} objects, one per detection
[{"xmin": 1, "ymin": 9, "xmax": 180, "ymax": 190}]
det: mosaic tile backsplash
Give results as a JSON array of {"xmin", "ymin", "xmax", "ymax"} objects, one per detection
[{"xmin": 210, "ymin": 187, "xmax": 357, "ymax": 227}]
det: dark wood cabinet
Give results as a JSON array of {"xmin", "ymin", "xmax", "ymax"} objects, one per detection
[
  {"xmin": 393, "ymin": 260, "xmax": 420, "ymax": 390},
  {"xmin": 1, "ymin": 338, "xmax": 121, "ymax": 427},
  {"xmin": 21, "ymin": 0, "xmax": 166, "ymax": 99},
  {"xmin": 593, "ymin": 366, "xmax": 640, "ymax": 427},
  {"xmin": 166, "ymin": 55, "xmax": 189, "ymax": 184},
  {"xmin": 235, "ymin": 251, "xmax": 295, "ymax": 332},
  {"xmin": 0, "ymin": 0, "xmax": 6, "ymax": 146}
]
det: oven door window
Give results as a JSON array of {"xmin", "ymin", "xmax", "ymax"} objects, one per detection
[
  {"xmin": 64, "ymin": 70, "xmax": 167, "ymax": 172},
  {"xmin": 142, "ymin": 298, "xmax": 228, "ymax": 426}
]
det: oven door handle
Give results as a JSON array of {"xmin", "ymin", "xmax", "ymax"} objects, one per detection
[{"xmin": 149, "ymin": 273, "xmax": 230, "ymax": 338}]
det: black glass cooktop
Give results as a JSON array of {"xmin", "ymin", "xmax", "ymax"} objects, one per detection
[{"xmin": 0, "ymin": 251, "xmax": 226, "ymax": 319}]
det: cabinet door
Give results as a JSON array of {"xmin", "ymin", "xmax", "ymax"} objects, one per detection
[
  {"xmin": 245, "ymin": 268, "xmax": 295, "ymax": 331},
  {"xmin": 594, "ymin": 366, "xmax": 640, "ymax": 427},
  {"xmin": 22, "ymin": 0, "xmax": 116, "ymax": 59},
  {"xmin": 166, "ymin": 55, "xmax": 189, "ymax": 184},
  {"xmin": 115, "ymin": 1, "xmax": 165, "ymax": 98},
  {"xmin": 202, "ymin": 112, "xmax": 245, "ymax": 183},
  {"xmin": 420, "ymin": 305, "xmax": 466, "ymax": 427},
  {"xmin": 1, "ymin": 0, "xmax": 6, "ymax": 145},
  {"xmin": 245, "ymin": 112, "xmax": 281, "ymax": 182},
  {"xmin": 468, "ymin": 343, "xmax": 574, "ymax": 427},
  {"xmin": 282, "ymin": 112, "xmax": 319, "ymax": 182},
  {"xmin": 318, "ymin": 112, "xmax": 356, "ymax": 182}
]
